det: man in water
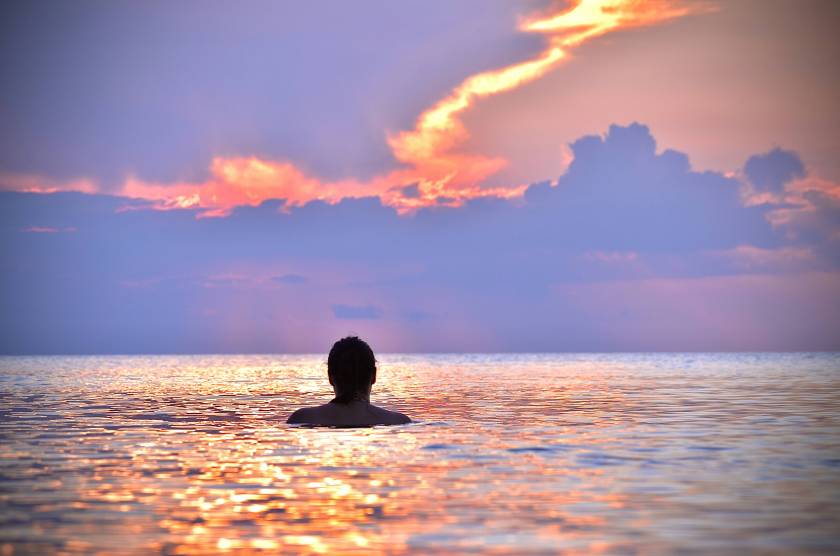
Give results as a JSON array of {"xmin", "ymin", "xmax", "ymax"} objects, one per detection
[{"xmin": 287, "ymin": 336, "xmax": 411, "ymax": 426}]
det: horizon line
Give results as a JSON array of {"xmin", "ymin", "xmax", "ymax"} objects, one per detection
[{"xmin": 2, "ymin": 350, "xmax": 837, "ymax": 357}]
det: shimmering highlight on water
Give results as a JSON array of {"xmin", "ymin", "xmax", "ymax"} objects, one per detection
[{"xmin": 1, "ymin": 353, "xmax": 839, "ymax": 554}]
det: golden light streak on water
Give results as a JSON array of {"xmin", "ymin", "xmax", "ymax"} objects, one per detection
[{"xmin": 1, "ymin": 353, "xmax": 838, "ymax": 554}]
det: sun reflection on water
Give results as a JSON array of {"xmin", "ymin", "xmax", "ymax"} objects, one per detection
[{"xmin": 0, "ymin": 354, "xmax": 838, "ymax": 554}]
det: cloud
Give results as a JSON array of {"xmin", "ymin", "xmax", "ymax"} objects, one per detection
[
  {"xmin": 386, "ymin": 0, "xmax": 708, "ymax": 205},
  {"xmin": 202, "ymin": 275, "xmax": 249, "ymax": 288},
  {"xmin": 710, "ymin": 245, "xmax": 817, "ymax": 273},
  {"xmin": 1, "ymin": 1, "xmax": 707, "ymax": 217},
  {"xmin": 397, "ymin": 184, "xmax": 421, "ymax": 199},
  {"xmin": 272, "ymin": 274, "xmax": 308, "ymax": 285},
  {"xmin": 0, "ymin": 172, "xmax": 96, "ymax": 194},
  {"xmin": 744, "ymin": 147, "xmax": 806, "ymax": 193},
  {"xmin": 738, "ymin": 149, "xmax": 840, "ymax": 256},
  {"xmin": 522, "ymin": 123, "xmax": 779, "ymax": 252},
  {"xmin": 20, "ymin": 226, "xmax": 77, "ymax": 233},
  {"xmin": 1, "ymin": 123, "xmax": 838, "ymax": 353},
  {"xmin": 583, "ymin": 251, "xmax": 639, "ymax": 264},
  {"xmin": 332, "ymin": 305, "xmax": 383, "ymax": 320}
]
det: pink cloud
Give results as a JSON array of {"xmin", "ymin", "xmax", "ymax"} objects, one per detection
[
  {"xmin": 711, "ymin": 245, "xmax": 816, "ymax": 272},
  {"xmin": 583, "ymin": 250, "xmax": 640, "ymax": 264},
  {"xmin": 20, "ymin": 226, "xmax": 77, "ymax": 234}
]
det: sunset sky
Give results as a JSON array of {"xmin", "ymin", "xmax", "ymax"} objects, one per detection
[{"xmin": 1, "ymin": 0, "xmax": 838, "ymax": 353}]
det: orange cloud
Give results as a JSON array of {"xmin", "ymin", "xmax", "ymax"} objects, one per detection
[
  {"xmin": 120, "ymin": 156, "xmax": 526, "ymax": 216},
  {"xmin": 739, "ymin": 173, "xmax": 840, "ymax": 229},
  {"xmin": 0, "ymin": 172, "xmax": 96, "ymax": 194},
  {"xmin": 121, "ymin": 158, "xmax": 377, "ymax": 217},
  {"xmin": 9, "ymin": 1, "xmax": 709, "ymax": 216},
  {"xmin": 382, "ymin": 0, "xmax": 711, "ymax": 204}
]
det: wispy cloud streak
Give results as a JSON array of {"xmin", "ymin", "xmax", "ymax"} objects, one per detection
[
  {"xmin": 7, "ymin": 1, "xmax": 709, "ymax": 216},
  {"xmin": 387, "ymin": 0, "xmax": 709, "ymax": 205}
]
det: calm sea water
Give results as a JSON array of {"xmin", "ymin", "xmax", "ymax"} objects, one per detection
[{"xmin": 0, "ymin": 353, "xmax": 838, "ymax": 555}]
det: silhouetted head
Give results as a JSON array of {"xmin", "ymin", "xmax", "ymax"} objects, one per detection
[{"xmin": 328, "ymin": 336, "xmax": 377, "ymax": 404}]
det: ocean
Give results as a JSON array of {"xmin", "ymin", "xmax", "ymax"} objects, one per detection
[{"xmin": 1, "ymin": 353, "xmax": 838, "ymax": 554}]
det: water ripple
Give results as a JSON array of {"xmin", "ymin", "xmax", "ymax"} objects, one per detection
[{"xmin": 0, "ymin": 353, "xmax": 838, "ymax": 554}]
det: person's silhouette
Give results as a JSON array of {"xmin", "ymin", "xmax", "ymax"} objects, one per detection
[{"xmin": 287, "ymin": 336, "xmax": 411, "ymax": 427}]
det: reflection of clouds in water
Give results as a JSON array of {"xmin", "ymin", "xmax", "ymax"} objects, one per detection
[{"xmin": 1, "ymin": 353, "xmax": 839, "ymax": 553}]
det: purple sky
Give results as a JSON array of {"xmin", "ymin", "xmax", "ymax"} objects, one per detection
[{"xmin": 1, "ymin": 0, "xmax": 838, "ymax": 353}]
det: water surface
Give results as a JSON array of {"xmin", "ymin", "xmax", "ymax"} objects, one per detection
[{"xmin": 1, "ymin": 353, "xmax": 839, "ymax": 554}]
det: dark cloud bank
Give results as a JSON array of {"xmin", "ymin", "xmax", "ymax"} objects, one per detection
[{"xmin": 1, "ymin": 124, "xmax": 838, "ymax": 353}]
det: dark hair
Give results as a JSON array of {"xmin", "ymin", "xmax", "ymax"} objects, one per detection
[{"xmin": 328, "ymin": 336, "xmax": 376, "ymax": 404}]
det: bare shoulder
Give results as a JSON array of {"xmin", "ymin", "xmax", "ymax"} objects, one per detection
[
  {"xmin": 286, "ymin": 407, "xmax": 309, "ymax": 424},
  {"xmin": 287, "ymin": 403, "xmax": 410, "ymax": 426},
  {"xmin": 287, "ymin": 405, "xmax": 328, "ymax": 424},
  {"xmin": 370, "ymin": 405, "xmax": 411, "ymax": 425}
]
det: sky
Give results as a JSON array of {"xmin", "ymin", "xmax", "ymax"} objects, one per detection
[{"xmin": 1, "ymin": 0, "xmax": 838, "ymax": 353}]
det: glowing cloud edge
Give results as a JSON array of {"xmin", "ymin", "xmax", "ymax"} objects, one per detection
[{"xmin": 5, "ymin": 0, "xmax": 714, "ymax": 217}]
